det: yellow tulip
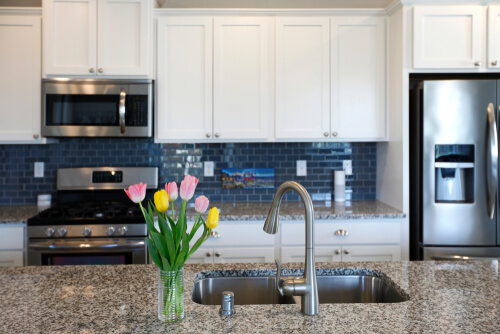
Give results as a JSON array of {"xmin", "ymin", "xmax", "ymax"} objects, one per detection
[
  {"xmin": 154, "ymin": 189, "xmax": 169, "ymax": 212},
  {"xmin": 206, "ymin": 207, "xmax": 219, "ymax": 229}
]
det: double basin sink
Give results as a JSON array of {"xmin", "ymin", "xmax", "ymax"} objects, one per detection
[{"xmin": 192, "ymin": 273, "xmax": 409, "ymax": 305}]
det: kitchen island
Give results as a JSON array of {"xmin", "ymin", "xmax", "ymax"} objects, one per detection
[{"xmin": 1, "ymin": 260, "xmax": 498, "ymax": 333}]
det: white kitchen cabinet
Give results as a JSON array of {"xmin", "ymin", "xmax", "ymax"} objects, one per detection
[
  {"xmin": 156, "ymin": 16, "xmax": 213, "ymax": 140},
  {"xmin": 331, "ymin": 16, "xmax": 386, "ymax": 140},
  {"xmin": 156, "ymin": 15, "xmax": 272, "ymax": 142},
  {"xmin": 0, "ymin": 14, "xmax": 42, "ymax": 143},
  {"xmin": 281, "ymin": 220, "xmax": 401, "ymax": 263},
  {"xmin": 213, "ymin": 17, "xmax": 272, "ymax": 140},
  {"xmin": 275, "ymin": 17, "xmax": 330, "ymax": 140},
  {"xmin": 43, "ymin": 0, "xmax": 151, "ymax": 77},
  {"xmin": 0, "ymin": 226, "xmax": 25, "ymax": 267},
  {"xmin": 413, "ymin": 6, "xmax": 483, "ymax": 69},
  {"xmin": 488, "ymin": 6, "xmax": 500, "ymax": 69},
  {"xmin": 186, "ymin": 247, "xmax": 274, "ymax": 264}
]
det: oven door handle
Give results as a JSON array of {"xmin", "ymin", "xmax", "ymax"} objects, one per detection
[
  {"xmin": 28, "ymin": 241, "xmax": 145, "ymax": 250},
  {"xmin": 119, "ymin": 87, "xmax": 127, "ymax": 134}
]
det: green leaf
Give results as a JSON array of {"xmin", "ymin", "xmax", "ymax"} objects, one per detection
[
  {"xmin": 167, "ymin": 215, "xmax": 177, "ymax": 247},
  {"xmin": 188, "ymin": 219, "xmax": 203, "ymax": 243},
  {"xmin": 175, "ymin": 230, "xmax": 190, "ymax": 269},
  {"xmin": 145, "ymin": 237, "xmax": 163, "ymax": 270},
  {"xmin": 151, "ymin": 231, "xmax": 169, "ymax": 264},
  {"xmin": 140, "ymin": 205, "xmax": 158, "ymax": 236},
  {"xmin": 186, "ymin": 224, "xmax": 209, "ymax": 260}
]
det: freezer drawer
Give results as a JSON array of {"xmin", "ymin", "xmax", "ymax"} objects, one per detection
[{"xmin": 423, "ymin": 246, "xmax": 500, "ymax": 260}]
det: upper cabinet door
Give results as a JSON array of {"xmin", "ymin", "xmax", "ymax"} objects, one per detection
[
  {"xmin": 413, "ymin": 6, "xmax": 483, "ymax": 69},
  {"xmin": 156, "ymin": 16, "xmax": 213, "ymax": 141},
  {"xmin": 0, "ymin": 16, "xmax": 42, "ymax": 142},
  {"xmin": 43, "ymin": 0, "xmax": 97, "ymax": 76},
  {"xmin": 213, "ymin": 17, "xmax": 271, "ymax": 140},
  {"xmin": 488, "ymin": 6, "xmax": 500, "ymax": 69},
  {"xmin": 97, "ymin": 0, "xmax": 150, "ymax": 76},
  {"xmin": 331, "ymin": 16, "xmax": 386, "ymax": 140},
  {"xmin": 275, "ymin": 17, "xmax": 330, "ymax": 139}
]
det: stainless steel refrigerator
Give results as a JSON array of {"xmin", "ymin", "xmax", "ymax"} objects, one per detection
[{"xmin": 410, "ymin": 76, "xmax": 500, "ymax": 260}]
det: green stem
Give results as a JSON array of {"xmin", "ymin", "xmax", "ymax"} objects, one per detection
[{"xmin": 171, "ymin": 200, "xmax": 175, "ymax": 220}]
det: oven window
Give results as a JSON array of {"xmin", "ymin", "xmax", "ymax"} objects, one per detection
[
  {"xmin": 42, "ymin": 253, "xmax": 132, "ymax": 266},
  {"xmin": 46, "ymin": 94, "xmax": 148, "ymax": 126}
]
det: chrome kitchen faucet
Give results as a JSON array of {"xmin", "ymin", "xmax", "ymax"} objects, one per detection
[{"xmin": 263, "ymin": 181, "xmax": 319, "ymax": 316}]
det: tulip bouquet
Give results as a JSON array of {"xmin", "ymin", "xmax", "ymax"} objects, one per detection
[{"xmin": 124, "ymin": 175, "xmax": 218, "ymax": 321}]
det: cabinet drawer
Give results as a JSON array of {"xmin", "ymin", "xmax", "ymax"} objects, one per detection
[
  {"xmin": 189, "ymin": 222, "xmax": 275, "ymax": 247},
  {"xmin": 0, "ymin": 227, "xmax": 24, "ymax": 250},
  {"xmin": 281, "ymin": 220, "xmax": 401, "ymax": 245},
  {"xmin": 0, "ymin": 251, "xmax": 23, "ymax": 266}
]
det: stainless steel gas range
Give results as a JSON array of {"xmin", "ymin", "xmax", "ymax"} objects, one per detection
[{"xmin": 27, "ymin": 167, "xmax": 158, "ymax": 266}]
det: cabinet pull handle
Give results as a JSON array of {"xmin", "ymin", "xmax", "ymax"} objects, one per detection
[
  {"xmin": 334, "ymin": 229, "xmax": 348, "ymax": 237},
  {"xmin": 344, "ymin": 249, "xmax": 350, "ymax": 255},
  {"xmin": 210, "ymin": 231, "xmax": 220, "ymax": 238},
  {"xmin": 474, "ymin": 61, "xmax": 481, "ymax": 67},
  {"xmin": 332, "ymin": 132, "xmax": 338, "ymax": 137},
  {"xmin": 206, "ymin": 133, "xmax": 211, "ymax": 138},
  {"xmin": 334, "ymin": 249, "xmax": 341, "ymax": 255},
  {"xmin": 492, "ymin": 60, "xmax": 498, "ymax": 66},
  {"xmin": 33, "ymin": 134, "xmax": 39, "ymax": 139},
  {"xmin": 215, "ymin": 133, "xmax": 220, "ymax": 138},
  {"xmin": 215, "ymin": 252, "xmax": 221, "ymax": 257},
  {"xmin": 206, "ymin": 252, "xmax": 211, "ymax": 257},
  {"xmin": 323, "ymin": 132, "xmax": 329, "ymax": 137},
  {"xmin": 89, "ymin": 68, "xmax": 95, "ymax": 73},
  {"xmin": 98, "ymin": 68, "xmax": 104, "ymax": 73}
]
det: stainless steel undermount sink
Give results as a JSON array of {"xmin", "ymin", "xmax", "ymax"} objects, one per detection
[{"xmin": 192, "ymin": 274, "xmax": 409, "ymax": 305}]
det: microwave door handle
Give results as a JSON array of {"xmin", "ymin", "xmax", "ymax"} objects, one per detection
[
  {"xmin": 486, "ymin": 103, "xmax": 498, "ymax": 219},
  {"xmin": 119, "ymin": 87, "xmax": 127, "ymax": 134}
]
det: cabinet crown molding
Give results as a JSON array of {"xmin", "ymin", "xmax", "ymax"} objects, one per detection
[{"xmin": 154, "ymin": 8, "xmax": 388, "ymax": 16}]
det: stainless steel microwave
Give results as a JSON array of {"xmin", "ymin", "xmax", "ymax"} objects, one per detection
[{"xmin": 42, "ymin": 79, "xmax": 153, "ymax": 137}]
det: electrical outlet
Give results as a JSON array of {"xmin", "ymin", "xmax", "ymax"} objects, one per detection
[
  {"xmin": 343, "ymin": 160, "xmax": 353, "ymax": 175},
  {"xmin": 34, "ymin": 162, "xmax": 44, "ymax": 178},
  {"xmin": 204, "ymin": 161, "xmax": 214, "ymax": 177},
  {"xmin": 297, "ymin": 160, "xmax": 307, "ymax": 176}
]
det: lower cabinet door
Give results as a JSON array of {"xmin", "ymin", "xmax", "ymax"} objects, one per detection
[
  {"xmin": 184, "ymin": 247, "xmax": 214, "ymax": 264},
  {"xmin": 213, "ymin": 247, "xmax": 274, "ymax": 264},
  {"xmin": 281, "ymin": 246, "xmax": 342, "ymax": 263},
  {"xmin": 0, "ymin": 251, "xmax": 23, "ymax": 266},
  {"xmin": 341, "ymin": 245, "xmax": 401, "ymax": 262}
]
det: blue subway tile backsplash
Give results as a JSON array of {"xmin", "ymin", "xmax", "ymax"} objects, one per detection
[{"xmin": 0, "ymin": 139, "xmax": 376, "ymax": 205}]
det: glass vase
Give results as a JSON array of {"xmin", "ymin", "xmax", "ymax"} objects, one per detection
[{"xmin": 158, "ymin": 268, "xmax": 184, "ymax": 322}]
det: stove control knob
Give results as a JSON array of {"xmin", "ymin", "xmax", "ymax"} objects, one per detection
[
  {"xmin": 83, "ymin": 227, "xmax": 92, "ymax": 237},
  {"xmin": 45, "ymin": 227, "xmax": 55, "ymax": 237},
  {"xmin": 57, "ymin": 227, "xmax": 67, "ymax": 237},
  {"xmin": 118, "ymin": 226, "xmax": 128, "ymax": 236},
  {"xmin": 106, "ymin": 226, "xmax": 115, "ymax": 236}
]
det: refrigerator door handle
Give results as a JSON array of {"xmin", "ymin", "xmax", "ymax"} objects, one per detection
[{"xmin": 486, "ymin": 103, "xmax": 498, "ymax": 219}]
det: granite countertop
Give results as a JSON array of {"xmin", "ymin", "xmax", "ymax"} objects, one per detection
[
  {"xmin": 0, "ymin": 205, "xmax": 38, "ymax": 225},
  {"xmin": 0, "ymin": 201, "xmax": 405, "ymax": 225},
  {"xmin": 0, "ymin": 260, "xmax": 498, "ymax": 333}
]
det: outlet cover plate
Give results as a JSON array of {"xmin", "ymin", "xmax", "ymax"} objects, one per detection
[
  {"xmin": 204, "ymin": 161, "xmax": 214, "ymax": 177},
  {"xmin": 297, "ymin": 160, "xmax": 307, "ymax": 176},
  {"xmin": 34, "ymin": 162, "xmax": 44, "ymax": 178}
]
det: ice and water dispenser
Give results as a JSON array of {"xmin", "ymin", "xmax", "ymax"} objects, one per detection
[{"xmin": 434, "ymin": 145, "xmax": 474, "ymax": 203}]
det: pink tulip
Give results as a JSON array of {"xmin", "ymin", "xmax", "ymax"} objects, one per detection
[
  {"xmin": 165, "ymin": 182, "xmax": 178, "ymax": 201},
  {"xmin": 124, "ymin": 183, "xmax": 147, "ymax": 204},
  {"xmin": 194, "ymin": 195, "xmax": 209, "ymax": 213},
  {"xmin": 179, "ymin": 175, "xmax": 199, "ymax": 201}
]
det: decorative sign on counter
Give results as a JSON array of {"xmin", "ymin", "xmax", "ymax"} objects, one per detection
[{"xmin": 221, "ymin": 168, "xmax": 275, "ymax": 189}]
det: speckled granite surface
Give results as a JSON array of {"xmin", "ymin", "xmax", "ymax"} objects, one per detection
[
  {"xmin": 0, "ymin": 201, "xmax": 405, "ymax": 225},
  {"xmin": 0, "ymin": 205, "xmax": 38, "ymax": 225},
  {"xmin": 0, "ymin": 260, "xmax": 498, "ymax": 333}
]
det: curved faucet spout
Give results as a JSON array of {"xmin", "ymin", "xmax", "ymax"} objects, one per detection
[{"xmin": 263, "ymin": 181, "xmax": 319, "ymax": 316}]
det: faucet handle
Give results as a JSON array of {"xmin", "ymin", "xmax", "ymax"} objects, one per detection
[{"xmin": 275, "ymin": 259, "xmax": 284, "ymax": 296}]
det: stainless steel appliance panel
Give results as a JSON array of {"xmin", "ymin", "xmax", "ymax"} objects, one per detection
[
  {"xmin": 423, "ymin": 80, "xmax": 497, "ymax": 246},
  {"xmin": 423, "ymin": 246, "xmax": 500, "ymax": 260}
]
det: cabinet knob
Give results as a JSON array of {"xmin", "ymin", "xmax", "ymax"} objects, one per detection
[
  {"xmin": 210, "ymin": 231, "xmax": 220, "ymax": 238},
  {"xmin": 215, "ymin": 252, "xmax": 221, "ymax": 257},
  {"xmin": 206, "ymin": 133, "xmax": 211, "ymax": 138},
  {"xmin": 344, "ymin": 249, "xmax": 350, "ymax": 255},
  {"xmin": 323, "ymin": 132, "xmax": 329, "ymax": 137},
  {"xmin": 33, "ymin": 134, "xmax": 39, "ymax": 139},
  {"xmin": 334, "ymin": 229, "xmax": 349, "ymax": 237},
  {"xmin": 492, "ymin": 60, "xmax": 498, "ymax": 66},
  {"xmin": 474, "ymin": 61, "xmax": 481, "ymax": 67},
  {"xmin": 335, "ymin": 249, "xmax": 341, "ymax": 255},
  {"xmin": 98, "ymin": 68, "xmax": 103, "ymax": 73},
  {"xmin": 89, "ymin": 68, "xmax": 95, "ymax": 73},
  {"xmin": 332, "ymin": 132, "xmax": 338, "ymax": 137},
  {"xmin": 214, "ymin": 133, "xmax": 220, "ymax": 138},
  {"xmin": 206, "ymin": 252, "xmax": 211, "ymax": 257}
]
